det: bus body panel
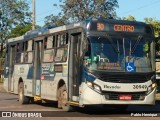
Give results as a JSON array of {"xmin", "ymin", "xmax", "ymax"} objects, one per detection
[
  {"xmin": 94, "ymin": 79, "xmax": 152, "ymax": 92},
  {"xmin": 15, "ymin": 64, "xmax": 33, "ymax": 95},
  {"xmin": 42, "ymin": 73, "xmax": 68, "ymax": 101},
  {"xmin": 4, "ymin": 63, "xmax": 69, "ymax": 101},
  {"xmin": 79, "ymin": 83, "xmax": 156, "ymax": 105}
]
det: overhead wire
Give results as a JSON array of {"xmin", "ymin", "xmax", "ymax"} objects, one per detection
[
  {"xmin": 36, "ymin": 0, "xmax": 160, "ymax": 24},
  {"xmin": 36, "ymin": 6, "xmax": 61, "ymax": 24},
  {"xmin": 121, "ymin": 0, "xmax": 160, "ymax": 15}
]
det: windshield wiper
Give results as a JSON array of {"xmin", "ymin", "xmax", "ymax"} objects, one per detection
[
  {"xmin": 105, "ymin": 33, "xmax": 119, "ymax": 53},
  {"xmin": 131, "ymin": 35, "xmax": 143, "ymax": 54}
]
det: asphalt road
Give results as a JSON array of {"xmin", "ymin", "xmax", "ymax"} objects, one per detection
[{"xmin": 0, "ymin": 92, "xmax": 160, "ymax": 120}]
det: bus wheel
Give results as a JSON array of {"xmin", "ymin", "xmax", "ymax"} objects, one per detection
[
  {"xmin": 18, "ymin": 82, "xmax": 29, "ymax": 104},
  {"xmin": 58, "ymin": 85, "xmax": 73, "ymax": 111}
]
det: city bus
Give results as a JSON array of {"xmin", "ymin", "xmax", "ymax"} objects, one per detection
[
  {"xmin": 4, "ymin": 18, "xmax": 156, "ymax": 111},
  {"xmin": 155, "ymin": 37, "xmax": 160, "ymax": 91}
]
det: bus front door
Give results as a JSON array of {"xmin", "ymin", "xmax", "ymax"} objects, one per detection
[
  {"xmin": 33, "ymin": 40, "xmax": 43, "ymax": 96},
  {"xmin": 8, "ymin": 45, "xmax": 16, "ymax": 92},
  {"xmin": 69, "ymin": 33, "xmax": 82, "ymax": 102}
]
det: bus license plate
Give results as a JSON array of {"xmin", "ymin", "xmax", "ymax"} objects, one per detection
[{"xmin": 119, "ymin": 95, "xmax": 132, "ymax": 100}]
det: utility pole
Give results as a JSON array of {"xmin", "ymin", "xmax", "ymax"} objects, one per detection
[{"xmin": 32, "ymin": 0, "xmax": 36, "ymax": 30}]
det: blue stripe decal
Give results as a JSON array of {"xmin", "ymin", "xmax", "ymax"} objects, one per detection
[
  {"xmin": 27, "ymin": 65, "xmax": 33, "ymax": 79},
  {"xmin": 82, "ymin": 67, "xmax": 96, "ymax": 82}
]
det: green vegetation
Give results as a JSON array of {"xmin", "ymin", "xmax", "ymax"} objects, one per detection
[
  {"xmin": 0, "ymin": 0, "xmax": 31, "ymax": 58},
  {"xmin": 8, "ymin": 24, "xmax": 41, "ymax": 38},
  {"xmin": 45, "ymin": 0, "xmax": 119, "ymax": 26},
  {"xmin": 8, "ymin": 24, "xmax": 33, "ymax": 38},
  {"xmin": 122, "ymin": 15, "xmax": 136, "ymax": 21},
  {"xmin": 144, "ymin": 18, "xmax": 160, "ymax": 55}
]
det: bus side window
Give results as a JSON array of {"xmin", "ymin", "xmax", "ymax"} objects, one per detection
[
  {"xmin": 60, "ymin": 33, "xmax": 68, "ymax": 46},
  {"xmin": 28, "ymin": 40, "xmax": 33, "ymax": 63},
  {"xmin": 6, "ymin": 45, "xmax": 9, "ymax": 63},
  {"xmin": 27, "ymin": 40, "xmax": 32, "ymax": 51},
  {"xmin": 44, "ymin": 39, "xmax": 47, "ymax": 49},
  {"xmin": 14, "ymin": 42, "xmax": 24, "ymax": 63},
  {"xmin": 10, "ymin": 45, "xmax": 16, "ymax": 64},
  {"xmin": 19, "ymin": 42, "xmax": 24, "ymax": 63},
  {"xmin": 19, "ymin": 42, "xmax": 25, "ymax": 63},
  {"xmin": 16, "ymin": 43, "xmax": 21, "ymax": 63},
  {"xmin": 65, "ymin": 33, "xmax": 68, "ymax": 44},
  {"xmin": 16, "ymin": 43, "xmax": 20, "ymax": 52},
  {"xmin": 25, "ymin": 41, "xmax": 28, "ymax": 51},
  {"xmin": 24, "ymin": 40, "xmax": 33, "ymax": 63},
  {"xmin": 57, "ymin": 35, "xmax": 61, "ymax": 47},
  {"xmin": 47, "ymin": 36, "xmax": 53, "ymax": 49},
  {"xmin": 32, "ymin": 40, "xmax": 34, "ymax": 50},
  {"xmin": 43, "ymin": 36, "xmax": 54, "ymax": 62},
  {"xmin": 55, "ymin": 32, "xmax": 68, "ymax": 62},
  {"xmin": 53, "ymin": 35, "xmax": 56, "ymax": 48}
]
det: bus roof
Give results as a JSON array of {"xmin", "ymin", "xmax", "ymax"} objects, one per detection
[
  {"xmin": 7, "ymin": 22, "xmax": 84, "ymax": 43},
  {"xmin": 7, "ymin": 18, "xmax": 152, "ymax": 43},
  {"xmin": 8, "ymin": 35, "xmax": 24, "ymax": 43},
  {"xmin": 92, "ymin": 18, "xmax": 146, "ymax": 25}
]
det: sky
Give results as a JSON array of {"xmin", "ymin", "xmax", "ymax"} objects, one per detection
[{"xmin": 28, "ymin": 0, "xmax": 160, "ymax": 26}]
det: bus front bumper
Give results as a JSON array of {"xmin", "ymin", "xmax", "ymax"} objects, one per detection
[{"xmin": 79, "ymin": 84, "xmax": 156, "ymax": 106}]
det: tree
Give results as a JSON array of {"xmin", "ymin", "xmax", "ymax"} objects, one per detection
[
  {"xmin": 0, "ymin": 0, "xmax": 31, "ymax": 58},
  {"xmin": 45, "ymin": 14, "xmax": 67, "ymax": 27},
  {"xmin": 144, "ymin": 18, "xmax": 160, "ymax": 37},
  {"xmin": 45, "ymin": 0, "xmax": 119, "ymax": 26},
  {"xmin": 8, "ymin": 24, "xmax": 41, "ymax": 38},
  {"xmin": 144, "ymin": 18, "xmax": 160, "ymax": 54},
  {"xmin": 122, "ymin": 15, "xmax": 136, "ymax": 21}
]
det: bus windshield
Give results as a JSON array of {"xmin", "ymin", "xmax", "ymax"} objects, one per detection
[{"xmin": 84, "ymin": 36, "xmax": 153, "ymax": 72}]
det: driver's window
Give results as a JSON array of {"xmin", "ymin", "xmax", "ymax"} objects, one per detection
[{"xmin": 84, "ymin": 40, "xmax": 91, "ymax": 65}]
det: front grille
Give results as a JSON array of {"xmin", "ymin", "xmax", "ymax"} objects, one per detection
[
  {"xmin": 100, "ymin": 75, "xmax": 147, "ymax": 83},
  {"xmin": 91, "ymin": 72, "xmax": 154, "ymax": 83},
  {"xmin": 103, "ymin": 92, "xmax": 146, "ymax": 100}
]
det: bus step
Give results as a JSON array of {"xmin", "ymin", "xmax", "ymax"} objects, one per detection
[
  {"xmin": 34, "ymin": 96, "xmax": 41, "ymax": 101},
  {"xmin": 68, "ymin": 101, "xmax": 79, "ymax": 106}
]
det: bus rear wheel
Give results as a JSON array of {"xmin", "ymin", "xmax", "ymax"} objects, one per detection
[
  {"xmin": 58, "ymin": 85, "xmax": 73, "ymax": 111},
  {"xmin": 18, "ymin": 82, "xmax": 29, "ymax": 104}
]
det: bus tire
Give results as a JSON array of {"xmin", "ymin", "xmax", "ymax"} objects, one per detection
[
  {"xmin": 18, "ymin": 82, "xmax": 29, "ymax": 104},
  {"xmin": 57, "ymin": 87, "xmax": 62, "ymax": 108},
  {"xmin": 58, "ymin": 85, "xmax": 73, "ymax": 111}
]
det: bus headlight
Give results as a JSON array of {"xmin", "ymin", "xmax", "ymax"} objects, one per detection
[
  {"xmin": 147, "ymin": 83, "xmax": 157, "ymax": 94},
  {"xmin": 86, "ymin": 81, "xmax": 93, "ymax": 87},
  {"xmin": 86, "ymin": 81, "xmax": 102, "ymax": 93},
  {"xmin": 151, "ymin": 83, "xmax": 157, "ymax": 89}
]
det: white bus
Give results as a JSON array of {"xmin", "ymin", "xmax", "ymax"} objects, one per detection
[{"xmin": 4, "ymin": 18, "xmax": 156, "ymax": 111}]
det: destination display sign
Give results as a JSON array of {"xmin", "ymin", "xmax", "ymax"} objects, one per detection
[
  {"xmin": 89, "ymin": 22, "xmax": 152, "ymax": 34},
  {"xmin": 114, "ymin": 24, "xmax": 134, "ymax": 32}
]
